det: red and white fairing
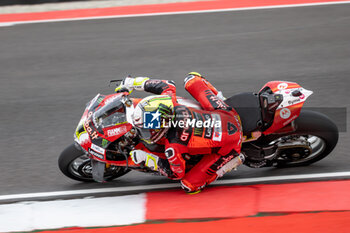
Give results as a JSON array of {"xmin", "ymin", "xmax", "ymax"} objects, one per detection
[
  {"xmin": 261, "ymin": 81, "xmax": 313, "ymax": 135},
  {"xmin": 74, "ymin": 93, "xmax": 133, "ymax": 162},
  {"xmin": 74, "ymin": 110, "xmax": 91, "ymax": 149}
]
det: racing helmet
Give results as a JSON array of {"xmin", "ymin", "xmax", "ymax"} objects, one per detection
[{"xmin": 133, "ymin": 95, "xmax": 174, "ymax": 144}]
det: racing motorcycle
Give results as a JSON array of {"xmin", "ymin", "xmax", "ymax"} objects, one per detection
[{"xmin": 58, "ymin": 81, "xmax": 339, "ymax": 182}]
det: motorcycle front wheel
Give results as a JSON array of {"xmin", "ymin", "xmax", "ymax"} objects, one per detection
[{"xmin": 58, "ymin": 144, "xmax": 130, "ymax": 182}]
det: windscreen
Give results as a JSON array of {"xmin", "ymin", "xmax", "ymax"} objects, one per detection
[{"xmin": 92, "ymin": 96, "xmax": 127, "ymax": 129}]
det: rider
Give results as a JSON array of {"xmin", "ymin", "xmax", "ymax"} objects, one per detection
[{"xmin": 115, "ymin": 73, "xmax": 244, "ymax": 193}]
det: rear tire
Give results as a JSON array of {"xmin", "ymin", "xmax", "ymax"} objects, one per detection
[
  {"xmin": 58, "ymin": 144, "xmax": 130, "ymax": 182},
  {"xmin": 275, "ymin": 110, "xmax": 338, "ymax": 167}
]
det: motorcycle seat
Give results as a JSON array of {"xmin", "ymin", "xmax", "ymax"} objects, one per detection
[{"xmin": 225, "ymin": 92, "xmax": 262, "ymax": 135}]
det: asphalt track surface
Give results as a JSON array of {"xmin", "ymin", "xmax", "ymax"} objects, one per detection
[{"xmin": 0, "ymin": 4, "xmax": 349, "ymax": 196}]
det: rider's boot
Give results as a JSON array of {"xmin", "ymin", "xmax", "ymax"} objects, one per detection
[
  {"xmin": 184, "ymin": 72, "xmax": 226, "ymax": 100},
  {"xmin": 180, "ymin": 153, "xmax": 245, "ymax": 194}
]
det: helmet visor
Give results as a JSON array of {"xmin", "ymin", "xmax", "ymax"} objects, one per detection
[{"xmin": 137, "ymin": 128, "xmax": 153, "ymax": 141}]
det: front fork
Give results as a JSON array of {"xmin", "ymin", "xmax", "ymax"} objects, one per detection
[{"xmin": 91, "ymin": 160, "xmax": 106, "ymax": 183}]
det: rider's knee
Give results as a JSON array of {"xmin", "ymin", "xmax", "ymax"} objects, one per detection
[{"xmin": 184, "ymin": 72, "xmax": 203, "ymax": 90}]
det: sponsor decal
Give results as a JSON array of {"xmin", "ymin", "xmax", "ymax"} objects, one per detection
[
  {"xmin": 193, "ymin": 126, "xmax": 204, "ymax": 136},
  {"xmin": 234, "ymin": 115, "xmax": 242, "ymax": 131},
  {"xmin": 84, "ymin": 112, "xmax": 99, "ymax": 140},
  {"xmin": 146, "ymin": 79, "xmax": 162, "ymax": 85},
  {"xmin": 102, "ymin": 139, "xmax": 109, "ymax": 148},
  {"xmin": 278, "ymin": 82, "xmax": 288, "ymax": 90},
  {"xmin": 179, "ymin": 108, "xmax": 192, "ymax": 142},
  {"xmin": 97, "ymin": 96, "xmax": 105, "ymax": 104},
  {"xmin": 205, "ymin": 90, "xmax": 230, "ymax": 111},
  {"xmin": 107, "ymin": 126, "xmax": 127, "ymax": 137},
  {"xmin": 212, "ymin": 113, "xmax": 222, "ymax": 142},
  {"xmin": 210, "ymin": 153, "xmax": 237, "ymax": 171},
  {"xmin": 283, "ymin": 114, "xmax": 298, "ymax": 126},
  {"xmin": 238, "ymin": 133, "xmax": 243, "ymax": 146},
  {"xmin": 169, "ymin": 106, "xmax": 193, "ymax": 145},
  {"xmin": 203, "ymin": 113, "xmax": 213, "ymax": 139},
  {"xmin": 288, "ymin": 98, "xmax": 301, "ymax": 105},
  {"xmin": 91, "ymin": 143, "xmax": 105, "ymax": 155},
  {"xmin": 299, "ymin": 94, "xmax": 305, "ymax": 99},
  {"xmin": 209, "ymin": 95, "xmax": 228, "ymax": 110},
  {"xmin": 88, "ymin": 148, "xmax": 104, "ymax": 159},
  {"xmin": 280, "ymin": 108, "xmax": 291, "ymax": 119},
  {"xmin": 104, "ymin": 94, "xmax": 121, "ymax": 105},
  {"xmin": 171, "ymin": 166, "xmax": 184, "ymax": 174},
  {"xmin": 217, "ymin": 154, "xmax": 235, "ymax": 170},
  {"xmin": 193, "ymin": 112, "xmax": 204, "ymax": 137}
]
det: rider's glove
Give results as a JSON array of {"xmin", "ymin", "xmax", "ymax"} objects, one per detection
[
  {"xmin": 115, "ymin": 77, "xmax": 150, "ymax": 93},
  {"xmin": 130, "ymin": 150, "xmax": 180, "ymax": 180},
  {"xmin": 130, "ymin": 150, "xmax": 159, "ymax": 171},
  {"xmin": 158, "ymin": 160, "xmax": 181, "ymax": 180},
  {"xmin": 115, "ymin": 77, "xmax": 135, "ymax": 93}
]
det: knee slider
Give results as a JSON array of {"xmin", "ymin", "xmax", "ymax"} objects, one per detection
[{"xmin": 180, "ymin": 179, "xmax": 196, "ymax": 193}]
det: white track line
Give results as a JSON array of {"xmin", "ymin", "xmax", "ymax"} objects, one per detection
[
  {"xmin": 1, "ymin": 1, "xmax": 350, "ymax": 27},
  {"xmin": 0, "ymin": 194, "xmax": 147, "ymax": 232},
  {"xmin": 1, "ymin": 171, "xmax": 350, "ymax": 201},
  {"xmin": 215, "ymin": 171, "xmax": 350, "ymax": 185}
]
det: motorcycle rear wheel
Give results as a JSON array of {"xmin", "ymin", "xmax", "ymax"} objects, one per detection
[
  {"xmin": 272, "ymin": 110, "xmax": 339, "ymax": 167},
  {"xmin": 58, "ymin": 144, "xmax": 130, "ymax": 182}
]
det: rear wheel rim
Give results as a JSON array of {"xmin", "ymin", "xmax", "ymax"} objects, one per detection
[{"xmin": 277, "ymin": 135, "xmax": 326, "ymax": 164}]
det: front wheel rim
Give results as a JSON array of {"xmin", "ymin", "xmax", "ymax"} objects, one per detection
[{"xmin": 68, "ymin": 155, "xmax": 125, "ymax": 180}]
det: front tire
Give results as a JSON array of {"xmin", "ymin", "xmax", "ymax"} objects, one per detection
[{"xmin": 58, "ymin": 144, "xmax": 130, "ymax": 182}]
